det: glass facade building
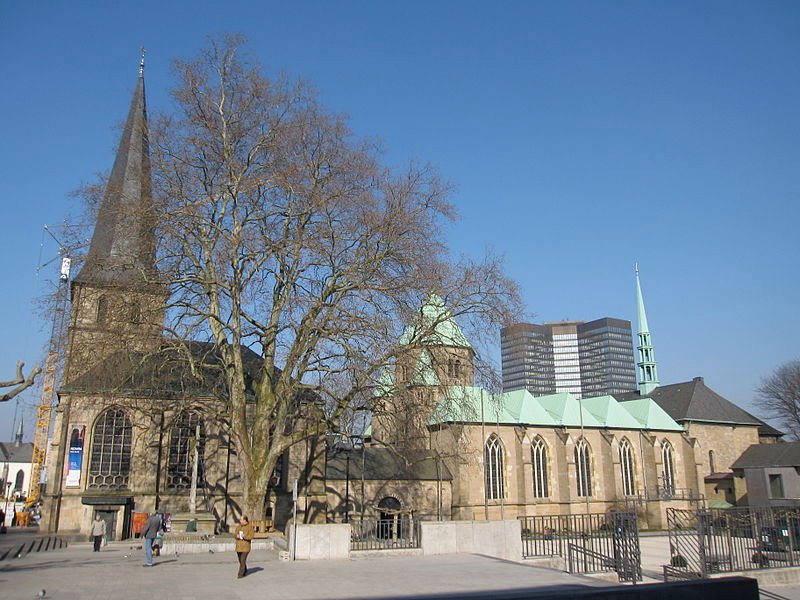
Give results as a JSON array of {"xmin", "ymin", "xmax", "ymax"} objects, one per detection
[{"xmin": 501, "ymin": 318, "xmax": 637, "ymax": 398}]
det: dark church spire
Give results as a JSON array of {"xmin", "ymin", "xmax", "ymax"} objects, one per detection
[{"xmin": 73, "ymin": 55, "xmax": 157, "ymax": 288}]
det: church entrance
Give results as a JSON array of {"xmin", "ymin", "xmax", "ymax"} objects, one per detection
[
  {"xmin": 377, "ymin": 496, "xmax": 401, "ymax": 539},
  {"xmin": 95, "ymin": 510, "xmax": 117, "ymax": 541}
]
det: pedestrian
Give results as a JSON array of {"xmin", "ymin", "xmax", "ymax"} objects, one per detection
[
  {"xmin": 233, "ymin": 515, "xmax": 254, "ymax": 578},
  {"xmin": 90, "ymin": 515, "xmax": 106, "ymax": 552},
  {"xmin": 140, "ymin": 511, "xmax": 162, "ymax": 567}
]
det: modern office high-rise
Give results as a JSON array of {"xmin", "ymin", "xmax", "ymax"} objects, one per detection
[{"xmin": 501, "ymin": 318, "xmax": 637, "ymax": 398}]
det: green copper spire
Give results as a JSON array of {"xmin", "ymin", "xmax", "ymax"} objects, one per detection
[{"xmin": 635, "ymin": 264, "xmax": 659, "ymax": 395}]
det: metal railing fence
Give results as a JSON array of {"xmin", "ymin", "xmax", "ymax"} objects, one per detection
[
  {"xmin": 350, "ymin": 515, "xmax": 421, "ymax": 551},
  {"xmin": 665, "ymin": 506, "xmax": 800, "ymax": 580},
  {"xmin": 519, "ymin": 511, "xmax": 641, "ymax": 582}
]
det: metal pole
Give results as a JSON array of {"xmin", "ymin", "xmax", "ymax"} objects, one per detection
[
  {"xmin": 481, "ymin": 393, "xmax": 487, "ymax": 520},
  {"xmin": 344, "ymin": 454, "xmax": 350, "ymax": 523},
  {"xmin": 291, "ymin": 479, "xmax": 298, "ymax": 561},
  {"xmin": 360, "ymin": 441, "xmax": 365, "ymax": 523},
  {"xmin": 577, "ymin": 394, "xmax": 589, "ymax": 515},
  {"xmin": 154, "ymin": 410, "xmax": 165, "ymax": 511},
  {"xmin": 189, "ymin": 423, "xmax": 200, "ymax": 514},
  {"xmin": 223, "ymin": 431, "xmax": 231, "ymax": 530}
]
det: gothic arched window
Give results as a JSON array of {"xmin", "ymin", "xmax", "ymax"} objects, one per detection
[
  {"xmin": 531, "ymin": 437, "xmax": 549, "ymax": 498},
  {"xmin": 88, "ymin": 408, "xmax": 132, "ymax": 489},
  {"xmin": 575, "ymin": 438, "xmax": 592, "ymax": 497},
  {"xmin": 167, "ymin": 412, "xmax": 205, "ymax": 490},
  {"xmin": 14, "ymin": 469, "xmax": 24, "ymax": 493},
  {"xmin": 484, "ymin": 434, "xmax": 505, "ymax": 500},
  {"xmin": 708, "ymin": 450, "xmax": 716, "ymax": 474},
  {"xmin": 619, "ymin": 438, "xmax": 636, "ymax": 496},
  {"xmin": 662, "ymin": 440, "xmax": 675, "ymax": 493}
]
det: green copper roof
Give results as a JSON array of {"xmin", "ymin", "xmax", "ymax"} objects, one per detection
[
  {"xmin": 429, "ymin": 386, "xmax": 505, "ymax": 424},
  {"xmin": 536, "ymin": 394, "xmax": 604, "ymax": 427},
  {"xmin": 399, "ymin": 294, "xmax": 471, "ymax": 348},
  {"xmin": 411, "ymin": 350, "xmax": 441, "ymax": 386},
  {"xmin": 619, "ymin": 398, "xmax": 684, "ymax": 431},
  {"xmin": 635, "ymin": 266, "xmax": 650, "ymax": 334},
  {"xmin": 373, "ymin": 365, "xmax": 396, "ymax": 398},
  {"xmin": 581, "ymin": 395, "xmax": 643, "ymax": 429},
  {"xmin": 501, "ymin": 389, "xmax": 559, "ymax": 426},
  {"xmin": 428, "ymin": 387, "xmax": 684, "ymax": 431}
]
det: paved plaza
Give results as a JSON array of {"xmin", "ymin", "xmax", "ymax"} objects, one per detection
[{"xmin": 2, "ymin": 530, "xmax": 800, "ymax": 600}]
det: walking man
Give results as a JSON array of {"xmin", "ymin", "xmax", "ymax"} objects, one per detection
[
  {"xmin": 141, "ymin": 511, "xmax": 162, "ymax": 567},
  {"xmin": 91, "ymin": 514, "xmax": 106, "ymax": 552},
  {"xmin": 233, "ymin": 515, "xmax": 254, "ymax": 578}
]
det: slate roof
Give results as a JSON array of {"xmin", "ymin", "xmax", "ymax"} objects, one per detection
[
  {"xmin": 617, "ymin": 377, "xmax": 763, "ymax": 426},
  {"xmin": 326, "ymin": 447, "xmax": 452, "ymax": 481},
  {"xmin": 0, "ymin": 442, "xmax": 34, "ymax": 463},
  {"xmin": 755, "ymin": 419, "xmax": 784, "ymax": 438},
  {"xmin": 731, "ymin": 442, "xmax": 800, "ymax": 469},
  {"xmin": 73, "ymin": 72, "xmax": 158, "ymax": 288},
  {"xmin": 60, "ymin": 341, "xmax": 263, "ymax": 398}
]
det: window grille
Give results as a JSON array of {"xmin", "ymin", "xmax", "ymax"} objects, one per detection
[
  {"xmin": 575, "ymin": 438, "xmax": 592, "ymax": 497},
  {"xmin": 88, "ymin": 409, "xmax": 132, "ymax": 489},
  {"xmin": 619, "ymin": 438, "xmax": 635, "ymax": 496},
  {"xmin": 661, "ymin": 440, "xmax": 675, "ymax": 492},
  {"xmin": 531, "ymin": 437, "xmax": 549, "ymax": 498},
  {"xmin": 484, "ymin": 434, "xmax": 505, "ymax": 500},
  {"xmin": 167, "ymin": 412, "xmax": 205, "ymax": 490}
]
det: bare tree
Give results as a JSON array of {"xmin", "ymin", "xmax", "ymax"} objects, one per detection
[
  {"xmin": 757, "ymin": 360, "xmax": 800, "ymax": 440},
  {"xmin": 0, "ymin": 361, "xmax": 41, "ymax": 402},
  {"xmin": 150, "ymin": 36, "xmax": 521, "ymax": 519}
]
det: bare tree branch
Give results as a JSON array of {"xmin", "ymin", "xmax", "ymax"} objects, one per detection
[
  {"xmin": 756, "ymin": 359, "xmax": 800, "ymax": 440},
  {"xmin": 0, "ymin": 361, "xmax": 42, "ymax": 402},
  {"xmin": 146, "ymin": 36, "xmax": 522, "ymax": 519}
]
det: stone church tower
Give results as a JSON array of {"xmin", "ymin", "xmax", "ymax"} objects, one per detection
[
  {"xmin": 45, "ymin": 59, "xmax": 174, "ymax": 535},
  {"xmin": 65, "ymin": 59, "xmax": 165, "ymax": 385},
  {"xmin": 373, "ymin": 294, "xmax": 475, "ymax": 450}
]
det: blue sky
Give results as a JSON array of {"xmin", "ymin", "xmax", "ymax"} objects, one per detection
[{"xmin": 1, "ymin": 1, "xmax": 798, "ymax": 440}]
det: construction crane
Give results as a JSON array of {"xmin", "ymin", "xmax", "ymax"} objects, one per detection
[{"xmin": 27, "ymin": 226, "xmax": 75, "ymax": 508}]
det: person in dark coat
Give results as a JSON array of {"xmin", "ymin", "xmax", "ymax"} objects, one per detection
[
  {"xmin": 233, "ymin": 515, "xmax": 255, "ymax": 578},
  {"xmin": 141, "ymin": 512, "xmax": 162, "ymax": 567}
]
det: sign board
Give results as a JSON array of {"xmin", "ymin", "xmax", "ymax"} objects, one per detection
[{"xmin": 65, "ymin": 425, "xmax": 86, "ymax": 488}]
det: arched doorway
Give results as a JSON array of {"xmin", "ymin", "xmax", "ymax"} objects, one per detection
[{"xmin": 377, "ymin": 496, "xmax": 401, "ymax": 539}]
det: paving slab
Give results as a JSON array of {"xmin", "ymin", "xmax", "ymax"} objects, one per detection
[{"xmin": 1, "ymin": 541, "xmax": 613, "ymax": 600}]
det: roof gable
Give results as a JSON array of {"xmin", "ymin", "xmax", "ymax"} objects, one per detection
[
  {"xmin": 581, "ymin": 395, "xmax": 644, "ymax": 429},
  {"xmin": 619, "ymin": 399, "xmax": 685, "ymax": 431},
  {"xmin": 502, "ymin": 389, "xmax": 560, "ymax": 426},
  {"xmin": 650, "ymin": 378, "xmax": 761, "ymax": 425},
  {"xmin": 537, "ymin": 393, "xmax": 604, "ymax": 428}
]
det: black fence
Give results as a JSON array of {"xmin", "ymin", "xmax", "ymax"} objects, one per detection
[
  {"xmin": 519, "ymin": 511, "xmax": 641, "ymax": 583},
  {"xmin": 665, "ymin": 506, "xmax": 800, "ymax": 580},
  {"xmin": 350, "ymin": 515, "xmax": 421, "ymax": 551}
]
